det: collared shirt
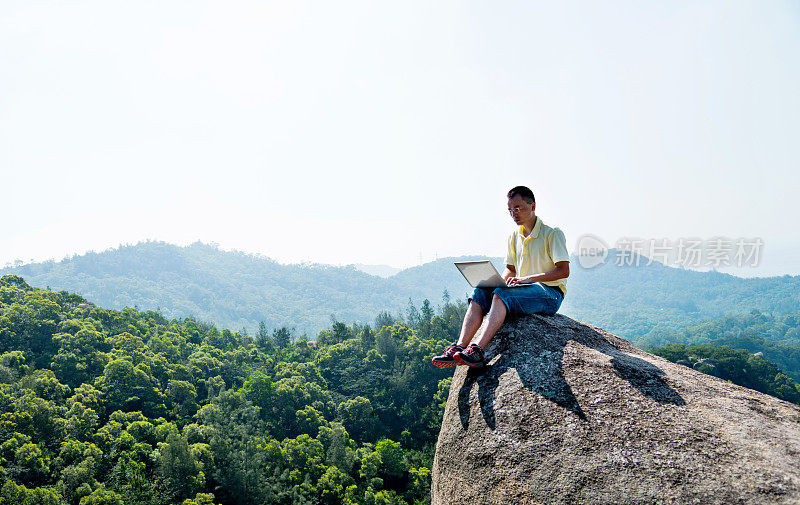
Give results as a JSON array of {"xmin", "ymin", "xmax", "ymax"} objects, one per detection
[{"xmin": 504, "ymin": 216, "xmax": 570, "ymax": 296}]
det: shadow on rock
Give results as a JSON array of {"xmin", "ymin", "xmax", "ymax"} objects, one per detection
[{"xmin": 458, "ymin": 315, "xmax": 685, "ymax": 430}]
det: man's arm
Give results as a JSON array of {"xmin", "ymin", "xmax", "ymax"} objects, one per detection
[
  {"xmin": 502, "ymin": 265, "xmax": 516, "ymax": 282},
  {"xmin": 507, "ymin": 261, "xmax": 569, "ymax": 285}
]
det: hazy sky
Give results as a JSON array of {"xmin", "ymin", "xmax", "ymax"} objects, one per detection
[{"xmin": 2, "ymin": 1, "xmax": 799, "ymax": 275}]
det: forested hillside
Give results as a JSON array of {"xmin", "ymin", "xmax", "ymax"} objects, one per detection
[
  {"xmin": 642, "ymin": 310, "xmax": 800, "ymax": 381},
  {"xmin": 566, "ymin": 249, "xmax": 800, "ymax": 343},
  {"xmin": 0, "ymin": 241, "xmax": 483, "ymax": 337},
  {"xmin": 0, "ymin": 275, "xmax": 467, "ymax": 504},
  {"xmin": 2, "ymin": 242, "xmax": 799, "ymax": 344},
  {"xmin": 2, "ymin": 274, "xmax": 799, "ymax": 504},
  {"xmin": 651, "ymin": 341, "xmax": 800, "ymax": 403}
]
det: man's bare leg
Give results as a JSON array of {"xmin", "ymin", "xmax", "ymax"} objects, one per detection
[
  {"xmin": 456, "ymin": 300, "xmax": 484, "ymax": 347},
  {"xmin": 474, "ymin": 294, "xmax": 508, "ymax": 349}
]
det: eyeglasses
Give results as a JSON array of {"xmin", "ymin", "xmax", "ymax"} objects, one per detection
[{"xmin": 508, "ymin": 207, "xmax": 526, "ymax": 215}]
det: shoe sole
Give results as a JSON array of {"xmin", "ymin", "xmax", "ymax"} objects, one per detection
[
  {"xmin": 453, "ymin": 354, "xmax": 484, "ymax": 368},
  {"xmin": 431, "ymin": 359, "xmax": 457, "ymax": 368}
]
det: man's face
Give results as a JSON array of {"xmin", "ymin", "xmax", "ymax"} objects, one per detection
[{"xmin": 507, "ymin": 195, "xmax": 535, "ymax": 225}]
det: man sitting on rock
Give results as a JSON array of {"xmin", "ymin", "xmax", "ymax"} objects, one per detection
[{"xmin": 432, "ymin": 185, "xmax": 570, "ymax": 368}]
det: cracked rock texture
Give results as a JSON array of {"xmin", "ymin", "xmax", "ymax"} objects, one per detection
[{"xmin": 431, "ymin": 314, "xmax": 800, "ymax": 505}]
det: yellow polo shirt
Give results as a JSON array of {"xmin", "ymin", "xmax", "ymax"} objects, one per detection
[{"xmin": 504, "ymin": 216, "xmax": 570, "ymax": 296}]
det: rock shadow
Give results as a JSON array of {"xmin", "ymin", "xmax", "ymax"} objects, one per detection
[{"xmin": 458, "ymin": 316, "xmax": 685, "ymax": 430}]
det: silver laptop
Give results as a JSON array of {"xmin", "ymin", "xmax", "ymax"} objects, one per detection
[{"xmin": 454, "ymin": 260, "xmax": 519, "ymax": 288}]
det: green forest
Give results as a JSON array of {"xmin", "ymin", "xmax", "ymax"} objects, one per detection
[
  {"xmin": 0, "ymin": 275, "xmax": 467, "ymax": 505},
  {"xmin": 1, "ymin": 273, "xmax": 799, "ymax": 505},
  {"xmin": 4, "ymin": 241, "xmax": 799, "ymax": 343},
  {"xmin": 650, "ymin": 341, "xmax": 800, "ymax": 404},
  {"xmin": 642, "ymin": 310, "xmax": 800, "ymax": 381},
  {"xmin": 0, "ymin": 241, "xmax": 479, "ymax": 337}
]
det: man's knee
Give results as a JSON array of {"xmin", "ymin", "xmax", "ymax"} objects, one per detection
[
  {"xmin": 468, "ymin": 299, "xmax": 485, "ymax": 316},
  {"xmin": 469, "ymin": 288, "xmax": 494, "ymax": 314},
  {"xmin": 491, "ymin": 294, "xmax": 508, "ymax": 312}
]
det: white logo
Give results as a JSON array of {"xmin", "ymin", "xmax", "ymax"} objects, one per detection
[{"xmin": 576, "ymin": 234, "xmax": 609, "ymax": 269}]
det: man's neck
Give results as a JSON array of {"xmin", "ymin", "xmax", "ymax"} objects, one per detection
[{"xmin": 521, "ymin": 215, "xmax": 537, "ymax": 237}]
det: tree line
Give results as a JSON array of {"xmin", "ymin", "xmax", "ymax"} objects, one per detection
[
  {"xmin": 1, "ymin": 273, "xmax": 798, "ymax": 504},
  {"xmin": 0, "ymin": 275, "xmax": 466, "ymax": 504}
]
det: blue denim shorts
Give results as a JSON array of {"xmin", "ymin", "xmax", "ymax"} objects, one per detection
[{"xmin": 470, "ymin": 282, "xmax": 564, "ymax": 316}]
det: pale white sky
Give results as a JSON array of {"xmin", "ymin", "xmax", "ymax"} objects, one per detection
[{"xmin": 2, "ymin": 1, "xmax": 799, "ymax": 275}]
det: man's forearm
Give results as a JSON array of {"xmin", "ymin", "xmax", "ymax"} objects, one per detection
[{"xmin": 522, "ymin": 265, "xmax": 568, "ymax": 283}]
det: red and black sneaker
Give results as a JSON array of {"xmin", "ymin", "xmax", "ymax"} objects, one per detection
[
  {"xmin": 454, "ymin": 344, "xmax": 486, "ymax": 367},
  {"xmin": 431, "ymin": 342, "xmax": 464, "ymax": 368}
]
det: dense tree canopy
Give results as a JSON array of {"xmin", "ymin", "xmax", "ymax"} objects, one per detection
[
  {"xmin": 4, "ymin": 241, "xmax": 799, "ymax": 343},
  {"xmin": 0, "ymin": 275, "xmax": 467, "ymax": 504},
  {"xmin": 0, "ymin": 273, "xmax": 797, "ymax": 504}
]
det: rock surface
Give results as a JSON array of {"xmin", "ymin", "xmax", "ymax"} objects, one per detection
[{"xmin": 431, "ymin": 314, "xmax": 800, "ymax": 505}]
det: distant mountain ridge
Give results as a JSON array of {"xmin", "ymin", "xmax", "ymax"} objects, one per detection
[
  {"xmin": 2, "ymin": 241, "xmax": 798, "ymax": 345},
  {"xmin": 1, "ymin": 241, "xmax": 486, "ymax": 336}
]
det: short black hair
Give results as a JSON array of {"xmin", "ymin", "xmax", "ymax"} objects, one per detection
[{"xmin": 507, "ymin": 186, "xmax": 535, "ymax": 204}]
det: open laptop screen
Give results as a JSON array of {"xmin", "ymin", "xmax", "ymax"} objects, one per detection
[{"xmin": 454, "ymin": 260, "xmax": 508, "ymax": 288}]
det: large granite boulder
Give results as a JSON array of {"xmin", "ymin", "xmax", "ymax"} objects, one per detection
[{"xmin": 431, "ymin": 314, "xmax": 800, "ymax": 504}]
